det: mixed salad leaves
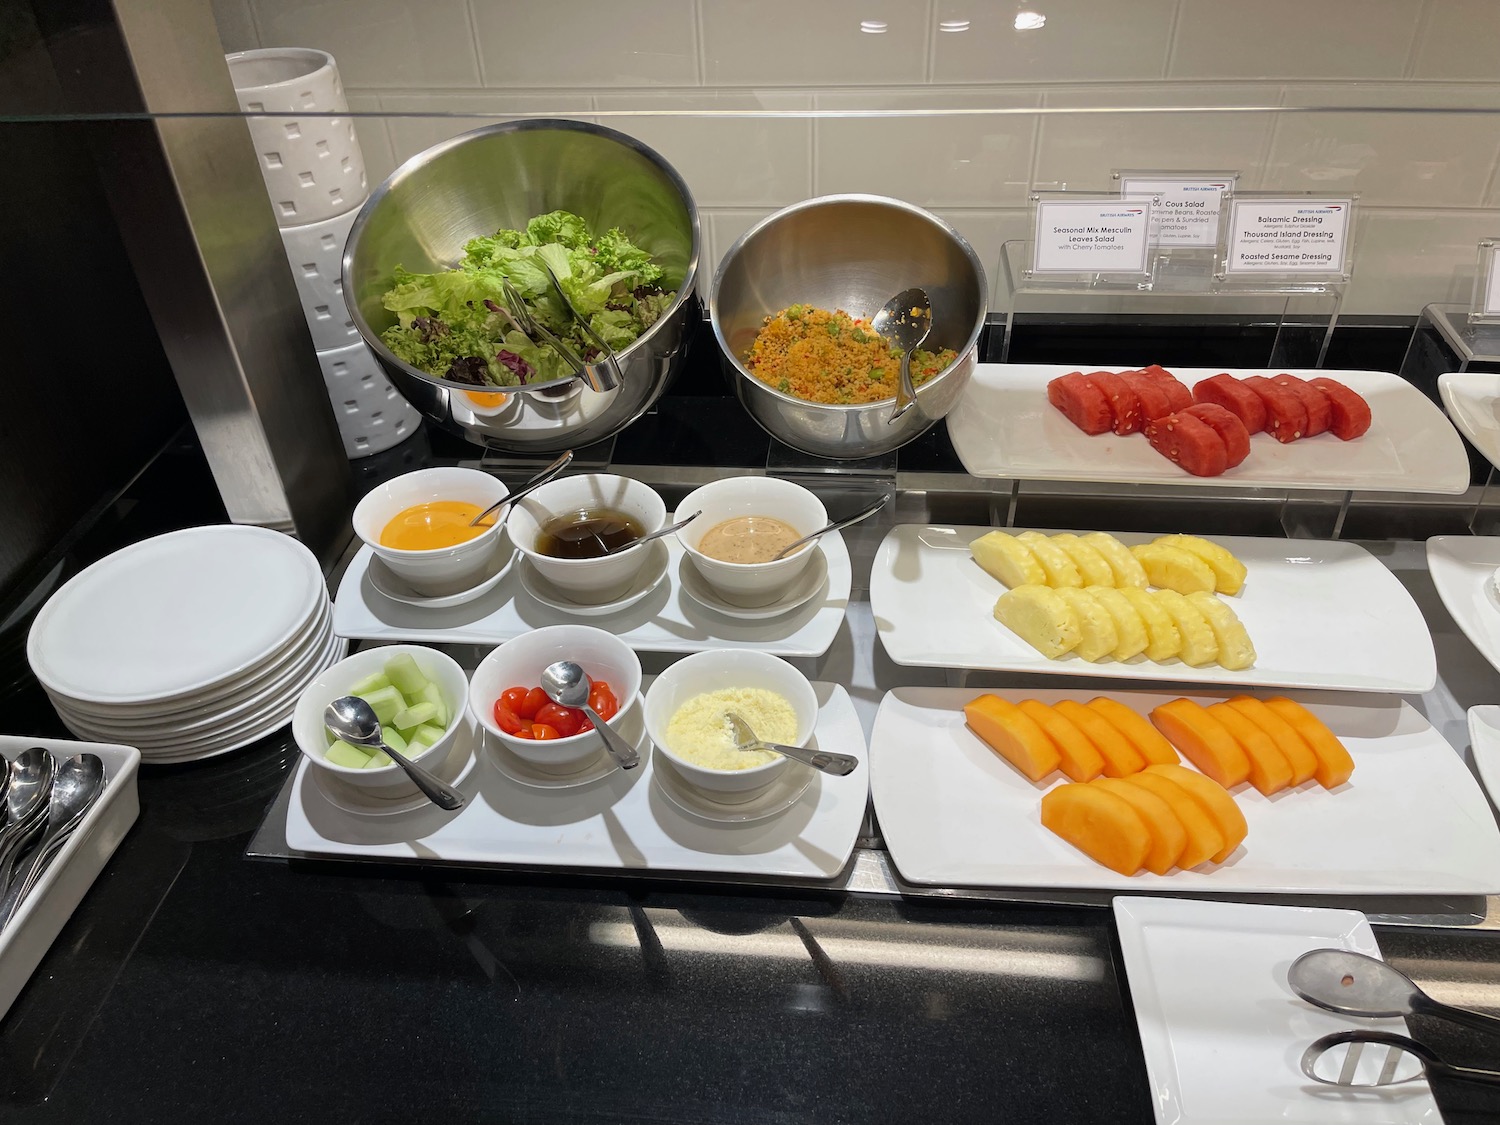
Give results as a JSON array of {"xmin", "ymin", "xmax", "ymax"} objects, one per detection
[{"xmin": 380, "ymin": 210, "xmax": 676, "ymax": 388}]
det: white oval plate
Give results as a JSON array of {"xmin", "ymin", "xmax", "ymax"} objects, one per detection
[
  {"xmin": 677, "ymin": 547, "xmax": 828, "ymax": 621},
  {"xmin": 518, "ymin": 539, "xmax": 670, "ymax": 618}
]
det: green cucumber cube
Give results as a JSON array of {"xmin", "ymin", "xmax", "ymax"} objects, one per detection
[
  {"xmin": 349, "ymin": 671, "xmax": 391, "ymax": 696},
  {"xmin": 408, "ymin": 723, "xmax": 447, "ymax": 749},
  {"xmin": 364, "ymin": 750, "xmax": 393, "ymax": 769},
  {"xmin": 383, "ymin": 653, "xmax": 429, "ymax": 698},
  {"xmin": 326, "ymin": 742, "xmax": 373, "ymax": 769},
  {"xmin": 417, "ymin": 681, "xmax": 448, "ymax": 727},
  {"xmin": 390, "ymin": 701, "xmax": 439, "ymax": 730},
  {"xmin": 393, "ymin": 742, "xmax": 420, "ymax": 760},
  {"xmin": 357, "ymin": 684, "xmax": 405, "ymax": 725},
  {"xmin": 381, "ymin": 726, "xmax": 408, "ymax": 754}
]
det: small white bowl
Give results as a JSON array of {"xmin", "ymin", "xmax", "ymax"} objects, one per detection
[
  {"xmin": 643, "ymin": 650, "xmax": 818, "ymax": 802},
  {"xmin": 293, "ymin": 644, "xmax": 469, "ymax": 792},
  {"xmin": 469, "ymin": 624, "xmax": 643, "ymax": 773},
  {"xmin": 674, "ymin": 478, "xmax": 827, "ymax": 607},
  {"xmin": 506, "ymin": 473, "xmax": 666, "ymax": 604},
  {"xmin": 352, "ymin": 467, "xmax": 510, "ymax": 596}
]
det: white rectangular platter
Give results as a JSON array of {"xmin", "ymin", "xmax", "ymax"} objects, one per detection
[
  {"xmin": 0, "ymin": 735, "xmax": 140, "ymax": 1020},
  {"xmin": 1114, "ymin": 898, "xmax": 1439, "ymax": 1125},
  {"xmin": 332, "ymin": 533, "xmax": 849, "ymax": 658},
  {"xmin": 285, "ymin": 682, "xmax": 869, "ymax": 881},
  {"xmin": 949, "ymin": 364, "xmax": 1469, "ymax": 494},
  {"xmin": 1427, "ymin": 535, "xmax": 1500, "ymax": 678},
  {"xmin": 1438, "ymin": 370, "xmax": 1500, "ymax": 473},
  {"xmin": 871, "ymin": 525, "xmax": 1436, "ymax": 693},
  {"xmin": 869, "ymin": 685, "xmax": 1500, "ymax": 895}
]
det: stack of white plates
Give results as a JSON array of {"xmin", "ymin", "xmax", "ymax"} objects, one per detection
[{"xmin": 26, "ymin": 526, "xmax": 343, "ymax": 764}]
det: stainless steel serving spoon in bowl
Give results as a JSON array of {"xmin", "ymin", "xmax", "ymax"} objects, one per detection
[
  {"xmin": 597, "ymin": 510, "xmax": 701, "ymax": 558},
  {"xmin": 468, "ymin": 449, "xmax": 575, "ymax": 528},
  {"xmin": 324, "ymin": 696, "xmax": 466, "ymax": 811},
  {"xmin": 1289, "ymin": 948, "xmax": 1500, "ymax": 1035},
  {"xmin": 726, "ymin": 711, "xmax": 858, "ymax": 776},
  {"xmin": 539, "ymin": 661, "xmax": 640, "ymax": 770},
  {"xmin": 770, "ymin": 494, "xmax": 889, "ymax": 561},
  {"xmin": 871, "ymin": 287, "xmax": 933, "ymax": 425}
]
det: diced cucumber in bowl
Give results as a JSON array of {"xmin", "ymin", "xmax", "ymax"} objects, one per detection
[{"xmin": 324, "ymin": 652, "xmax": 454, "ymax": 769}]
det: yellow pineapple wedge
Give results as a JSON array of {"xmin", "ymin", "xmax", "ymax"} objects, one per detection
[
  {"xmin": 994, "ymin": 585, "xmax": 1080, "ymax": 658},
  {"xmin": 969, "ymin": 531, "xmax": 1045, "ymax": 589},
  {"xmin": 1130, "ymin": 543, "xmax": 1216, "ymax": 596},
  {"xmin": 1016, "ymin": 532, "xmax": 1083, "ymax": 588},
  {"xmin": 1120, "ymin": 587, "xmax": 1181, "ymax": 661},
  {"xmin": 1186, "ymin": 591, "xmax": 1256, "ymax": 670},
  {"xmin": 1151, "ymin": 590, "xmax": 1220, "ymax": 666},
  {"xmin": 1085, "ymin": 586, "xmax": 1149, "ymax": 661},
  {"xmin": 1153, "ymin": 534, "xmax": 1247, "ymax": 596},
  {"xmin": 1081, "ymin": 532, "xmax": 1148, "ymax": 588},
  {"xmin": 1050, "ymin": 533, "xmax": 1116, "ymax": 587},
  {"xmin": 1053, "ymin": 588, "xmax": 1119, "ymax": 662}
]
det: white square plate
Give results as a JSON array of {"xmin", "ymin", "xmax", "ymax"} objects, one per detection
[
  {"xmin": 868, "ymin": 686, "xmax": 1500, "ymax": 894},
  {"xmin": 1113, "ymin": 897, "xmax": 1440, "ymax": 1125},
  {"xmin": 1438, "ymin": 370, "xmax": 1500, "ymax": 473},
  {"xmin": 949, "ymin": 365, "xmax": 1469, "ymax": 493},
  {"xmin": 332, "ymin": 532, "xmax": 850, "ymax": 658},
  {"xmin": 285, "ymin": 681, "xmax": 868, "ymax": 881},
  {"xmin": 871, "ymin": 525, "xmax": 1436, "ymax": 693},
  {"xmin": 1427, "ymin": 535, "xmax": 1500, "ymax": 678}
]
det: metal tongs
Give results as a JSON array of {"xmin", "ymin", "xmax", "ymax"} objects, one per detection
[
  {"xmin": 1291, "ymin": 948, "xmax": 1500, "ymax": 1088},
  {"xmin": 541, "ymin": 262, "xmax": 626, "ymax": 393},
  {"xmin": 496, "ymin": 275, "xmax": 623, "ymax": 396}
]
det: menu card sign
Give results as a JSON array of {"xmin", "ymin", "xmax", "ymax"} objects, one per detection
[
  {"xmin": 1117, "ymin": 171, "xmax": 1237, "ymax": 249},
  {"xmin": 1474, "ymin": 240, "xmax": 1500, "ymax": 323},
  {"xmin": 1030, "ymin": 198, "xmax": 1153, "ymax": 276},
  {"xmin": 1223, "ymin": 196, "xmax": 1353, "ymax": 277}
]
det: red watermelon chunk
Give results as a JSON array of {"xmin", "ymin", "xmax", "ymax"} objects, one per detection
[
  {"xmin": 1182, "ymin": 403, "xmax": 1251, "ymax": 468},
  {"xmin": 1243, "ymin": 376, "xmax": 1308, "ymax": 444},
  {"xmin": 1271, "ymin": 374, "xmax": 1333, "ymax": 437},
  {"xmin": 1138, "ymin": 364, "xmax": 1193, "ymax": 412},
  {"xmin": 1084, "ymin": 370, "xmax": 1143, "ymax": 435},
  {"xmin": 1307, "ymin": 377, "xmax": 1372, "ymax": 440},
  {"xmin": 1192, "ymin": 373, "xmax": 1267, "ymax": 435},
  {"xmin": 1122, "ymin": 371, "xmax": 1175, "ymax": 422},
  {"xmin": 1047, "ymin": 372, "xmax": 1114, "ymax": 435},
  {"xmin": 1145, "ymin": 412, "xmax": 1230, "ymax": 477}
]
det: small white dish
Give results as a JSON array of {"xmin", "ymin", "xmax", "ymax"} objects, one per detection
[
  {"xmin": 1427, "ymin": 535, "xmax": 1500, "ymax": 678},
  {"xmin": 311, "ymin": 714, "xmax": 480, "ymax": 817},
  {"xmin": 367, "ymin": 538, "xmax": 514, "ymax": 609},
  {"xmin": 672, "ymin": 476, "xmax": 827, "ymax": 604},
  {"xmin": 485, "ymin": 697, "xmax": 647, "ymax": 790},
  {"xmin": 352, "ymin": 466, "xmax": 511, "ymax": 596},
  {"xmin": 518, "ymin": 539, "xmax": 670, "ymax": 616},
  {"xmin": 678, "ymin": 546, "xmax": 828, "ymax": 620},
  {"xmin": 651, "ymin": 753, "xmax": 815, "ymax": 824},
  {"xmin": 1113, "ymin": 897, "xmax": 1438, "ymax": 1125}
]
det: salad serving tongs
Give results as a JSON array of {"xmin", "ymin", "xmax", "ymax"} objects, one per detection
[
  {"xmin": 541, "ymin": 262, "xmax": 626, "ymax": 393},
  {"xmin": 499, "ymin": 279, "xmax": 618, "ymax": 395},
  {"xmin": 1301, "ymin": 1029, "xmax": 1500, "ymax": 1089}
]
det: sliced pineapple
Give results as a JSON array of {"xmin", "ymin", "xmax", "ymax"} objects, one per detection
[
  {"xmin": 994, "ymin": 585, "xmax": 1080, "ymax": 659},
  {"xmin": 1053, "ymin": 588, "xmax": 1119, "ymax": 663},
  {"xmin": 1152, "ymin": 589, "xmax": 1219, "ymax": 666},
  {"xmin": 1085, "ymin": 586, "xmax": 1149, "ymax": 661},
  {"xmin": 1050, "ymin": 533, "xmax": 1115, "ymax": 587},
  {"xmin": 1081, "ymin": 532, "xmax": 1148, "ymax": 588},
  {"xmin": 1186, "ymin": 591, "xmax": 1256, "ymax": 670},
  {"xmin": 1154, "ymin": 534, "xmax": 1247, "ymax": 596},
  {"xmin": 1130, "ymin": 543, "xmax": 1217, "ymax": 596},
  {"xmin": 1119, "ymin": 586, "xmax": 1181, "ymax": 661},
  {"xmin": 969, "ymin": 531, "xmax": 1045, "ymax": 589},
  {"xmin": 1016, "ymin": 531, "xmax": 1083, "ymax": 588}
]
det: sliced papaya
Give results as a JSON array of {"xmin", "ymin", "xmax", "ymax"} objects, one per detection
[
  {"xmin": 1122, "ymin": 771, "xmax": 1223, "ymax": 870},
  {"xmin": 1206, "ymin": 702, "xmax": 1293, "ymax": 795},
  {"xmin": 1054, "ymin": 699, "xmax": 1147, "ymax": 778},
  {"xmin": 1093, "ymin": 777, "xmax": 1187, "ymax": 875},
  {"xmin": 1086, "ymin": 697, "xmax": 1179, "ymax": 765},
  {"xmin": 1039, "ymin": 783, "xmax": 1151, "ymax": 876},
  {"xmin": 1146, "ymin": 764, "xmax": 1248, "ymax": 864},
  {"xmin": 1225, "ymin": 696, "xmax": 1318, "ymax": 787},
  {"xmin": 1149, "ymin": 698, "xmax": 1250, "ymax": 788},
  {"xmin": 1264, "ymin": 697, "xmax": 1355, "ymax": 788},
  {"xmin": 1017, "ymin": 700, "xmax": 1106, "ymax": 782},
  {"xmin": 963, "ymin": 695, "xmax": 1060, "ymax": 782}
]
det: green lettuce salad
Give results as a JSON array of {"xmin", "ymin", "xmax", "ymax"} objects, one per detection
[{"xmin": 380, "ymin": 210, "xmax": 676, "ymax": 388}]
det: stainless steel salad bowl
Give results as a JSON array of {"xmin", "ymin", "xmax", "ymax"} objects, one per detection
[
  {"xmin": 343, "ymin": 119, "xmax": 700, "ymax": 452},
  {"xmin": 711, "ymin": 195, "xmax": 987, "ymax": 460}
]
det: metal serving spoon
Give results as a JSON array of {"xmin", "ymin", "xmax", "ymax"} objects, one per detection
[
  {"xmin": 468, "ymin": 449, "xmax": 575, "ymax": 527},
  {"xmin": 726, "ymin": 711, "xmax": 858, "ymax": 776},
  {"xmin": 323, "ymin": 697, "xmax": 466, "ymax": 811},
  {"xmin": 871, "ymin": 287, "xmax": 933, "ymax": 425},
  {"xmin": 538, "ymin": 661, "xmax": 640, "ymax": 770},
  {"xmin": 0, "ymin": 749, "xmax": 54, "ymax": 893},
  {"xmin": 1301, "ymin": 1029, "xmax": 1500, "ymax": 1088},
  {"xmin": 770, "ymin": 494, "xmax": 889, "ymax": 561},
  {"xmin": 597, "ymin": 510, "xmax": 701, "ymax": 557},
  {"xmin": 1289, "ymin": 948, "xmax": 1500, "ymax": 1036},
  {"xmin": 0, "ymin": 754, "xmax": 104, "ymax": 928}
]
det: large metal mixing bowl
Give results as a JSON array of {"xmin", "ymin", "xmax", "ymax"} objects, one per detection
[
  {"xmin": 711, "ymin": 195, "xmax": 987, "ymax": 460},
  {"xmin": 342, "ymin": 120, "xmax": 699, "ymax": 452}
]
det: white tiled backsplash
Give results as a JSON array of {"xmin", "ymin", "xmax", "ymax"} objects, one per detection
[{"xmin": 217, "ymin": 0, "xmax": 1500, "ymax": 316}]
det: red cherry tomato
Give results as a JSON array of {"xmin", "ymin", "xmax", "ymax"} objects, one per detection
[
  {"xmin": 531, "ymin": 723, "xmax": 561, "ymax": 740},
  {"xmin": 492, "ymin": 701, "xmax": 526, "ymax": 736},
  {"xmin": 520, "ymin": 686, "xmax": 549, "ymax": 720},
  {"xmin": 535, "ymin": 702, "xmax": 582, "ymax": 738},
  {"xmin": 500, "ymin": 687, "xmax": 530, "ymax": 715},
  {"xmin": 589, "ymin": 681, "xmax": 619, "ymax": 721}
]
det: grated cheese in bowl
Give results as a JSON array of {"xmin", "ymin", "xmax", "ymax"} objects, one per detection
[{"xmin": 664, "ymin": 687, "xmax": 798, "ymax": 770}]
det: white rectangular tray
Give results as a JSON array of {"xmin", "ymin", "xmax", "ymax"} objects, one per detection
[
  {"xmin": 869, "ymin": 685, "xmax": 1500, "ymax": 895},
  {"xmin": 332, "ymin": 533, "xmax": 850, "ymax": 658},
  {"xmin": 0, "ymin": 735, "xmax": 140, "ymax": 1020},
  {"xmin": 1427, "ymin": 535, "xmax": 1500, "ymax": 678},
  {"xmin": 871, "ymin": 525, "xmax": 1436, "ymax": 693},
  {"xmin": 285, "ymin": 681, "xmax": 869, "ymax": 881},
  {"xmin": 1114, "ymin": 898, "xmax": 1439, "ymax": 1125},
  {"xmin": 949, "ymin": 364, "xmax": 1469, "ymax": 494}
]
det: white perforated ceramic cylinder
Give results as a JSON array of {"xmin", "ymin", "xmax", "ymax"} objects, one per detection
[
  {"xmin": 317, "ymin": 341, "xmax": 422, "ymax": 458},
  {"xmin": 279, "ymin": 209, "xmax": 361, "ymax": 350},
  {"xmin": 227, "ymin": 48, "xmax": 367, "ymax": 228}
]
